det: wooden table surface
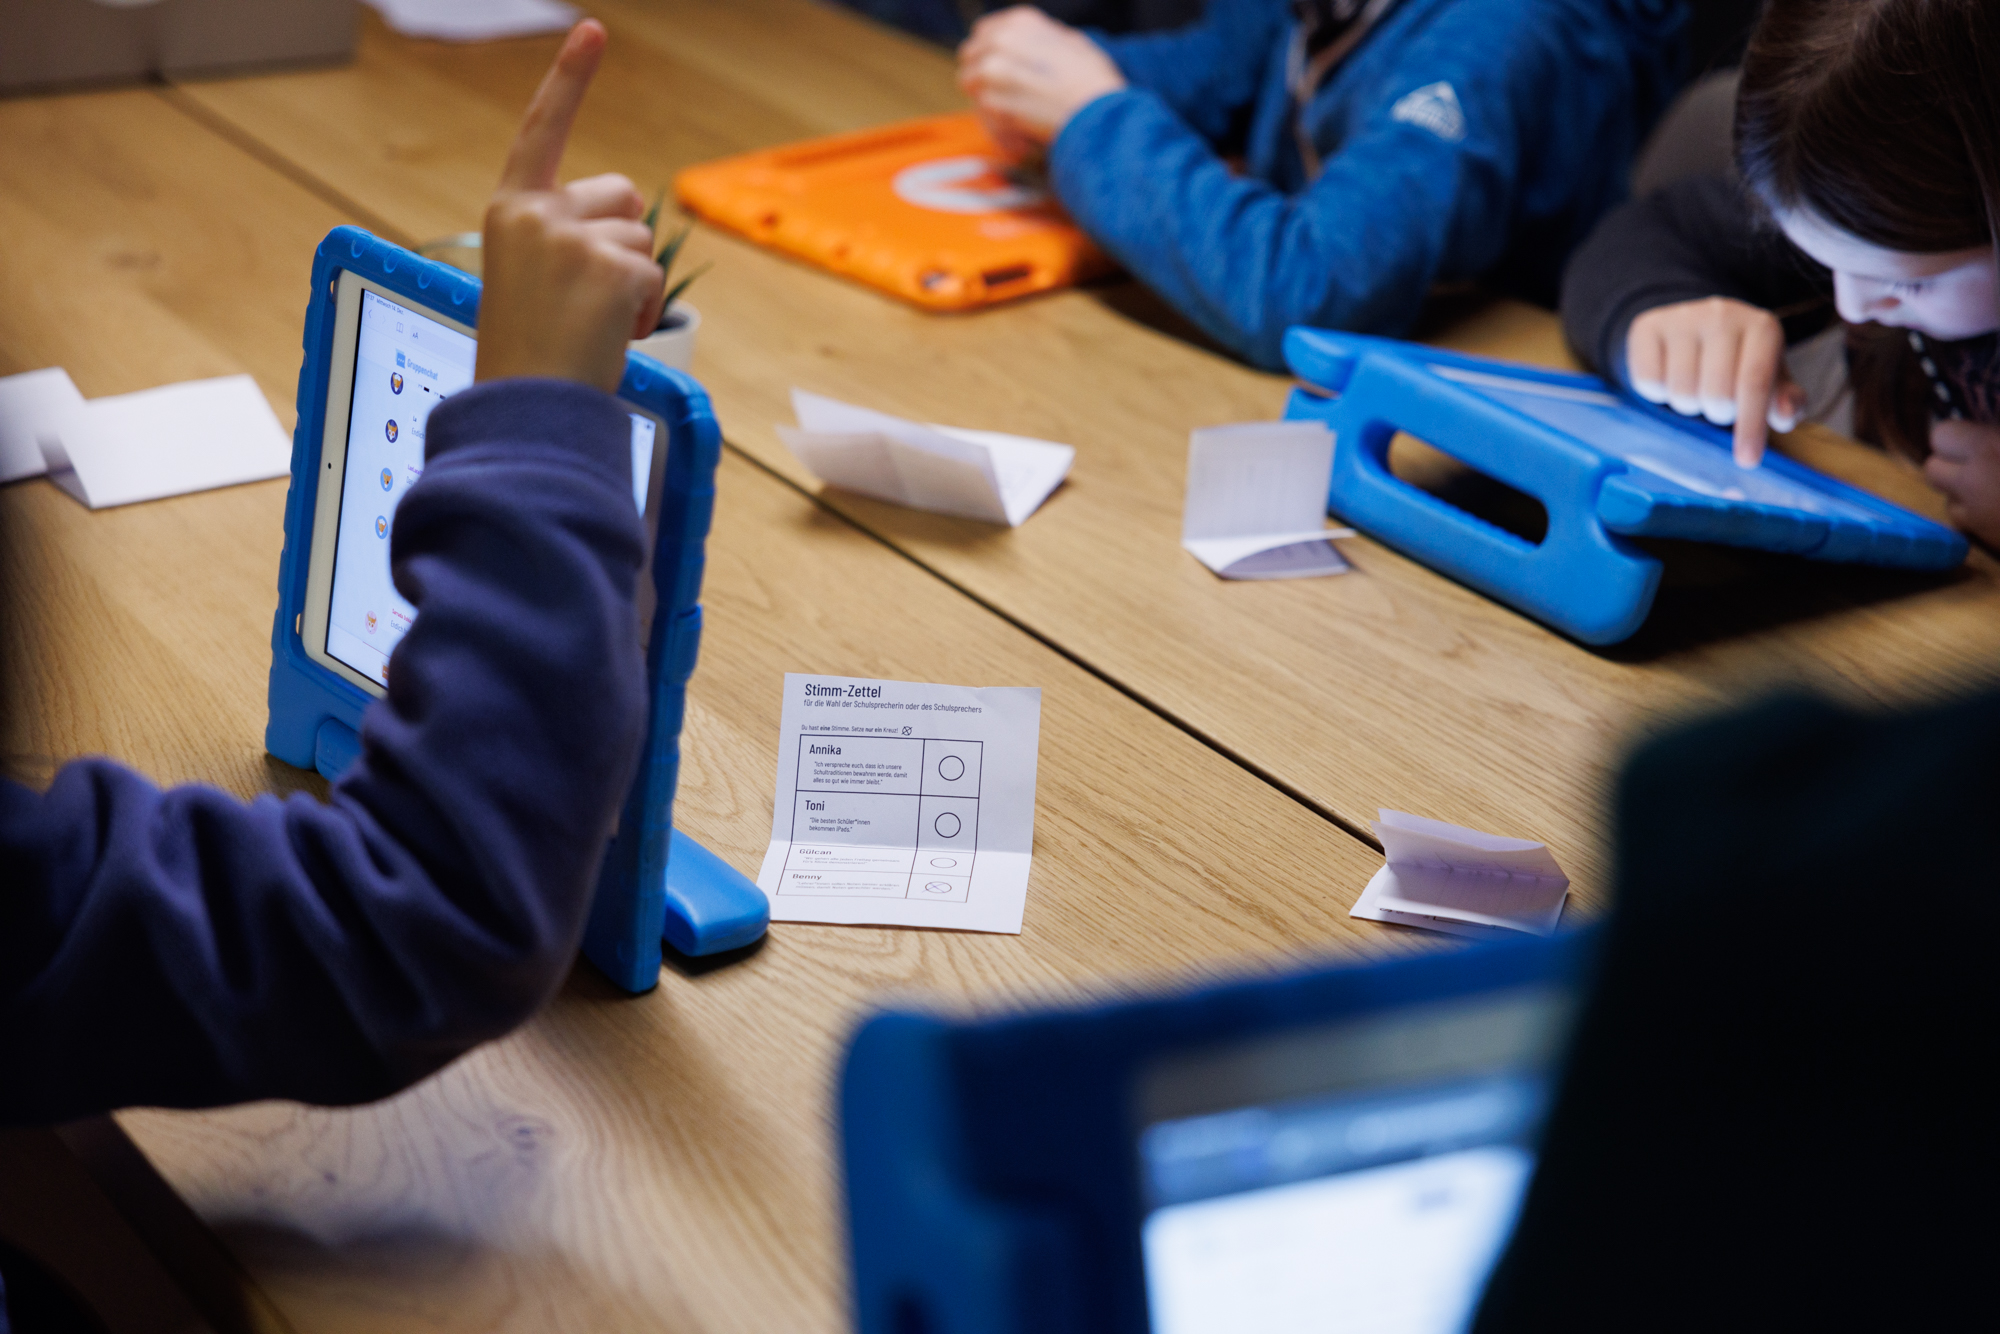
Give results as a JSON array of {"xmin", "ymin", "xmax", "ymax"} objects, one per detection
[
  {"xmin": 5, "ymin": 2, "xmax": 1997, "ymax": 1331},
  {"xmin": 172, "ymin": 0, "xmax": 2000, "ymax": 903},
  {"xmin": 2, "ymin": 45, "xmax": 1395, "ymax": 1334}
]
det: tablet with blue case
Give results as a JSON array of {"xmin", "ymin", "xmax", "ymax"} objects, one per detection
[
  {"xmin": 1281, "ymin": 329, "xmax": 1967, "ymax": 644},
  {"xmin": 841, "ymin": 931, "xmax": 1592, "ymax": 1334},
  {"xmin": 266, "ymin": 226, "xmax": 766, "ymax": 992}
]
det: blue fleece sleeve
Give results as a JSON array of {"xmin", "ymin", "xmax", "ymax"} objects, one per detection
[
  {"xmin": 0, "ymin": 379, "xmax": 647, "ymax": 1125},
  {"xmin": 1048, "ymin": 85, "xmax": 1498, "ymax": 368},
  {"xmin": 1051, "ymin": 0, "xmax": 1663, "ymax": 370},
  {"xmin": 1089, "ymin": 0, "xmax": 1291, "ymax": 145}
]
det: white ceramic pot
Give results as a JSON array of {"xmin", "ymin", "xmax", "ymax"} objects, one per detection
[{"xmin": 631, "ymin": 303, "xmax": 700, "ymax": 372}]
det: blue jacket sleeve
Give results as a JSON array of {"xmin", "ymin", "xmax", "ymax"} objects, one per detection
[
  {"xmin": 1050, "ymin": 0, "xmax": 1675, "ymax": 370},
  {"xmin": 1090, "ymin": 0, "xmax": 1291, "ymax": 146},
  {"xmin": 0, "ymin": 379, "xmax": 648, "ymax": 1125}
]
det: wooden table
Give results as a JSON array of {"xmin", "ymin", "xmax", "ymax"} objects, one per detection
[
  {"xmin": 6, "ymin": 3, "xmax": 1996, "ymax": 1331},
  {"xmin": 172, "ymin": 0, "xmax": 2000, "ymax": 902},
  {"xmin": 1, "ymin": 62, "xmax": 1392, "ymax": 1334}
]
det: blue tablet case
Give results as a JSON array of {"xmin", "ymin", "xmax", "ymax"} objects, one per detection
[
  {"xmin": 1281, "ymin": 329, "xmax": 1968, "ymax": 644},
  {"xmin": 840, "ymin": 930, "xmax": 1591, "ymax": 1334},
  {"xmin": 265, "ymin": 226, "xmax": 767, "ymax": 993}
]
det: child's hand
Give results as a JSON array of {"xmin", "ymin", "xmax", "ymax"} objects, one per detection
[
  {"xmin": 1925, "ymin": 419, "xmax": 2000, "ymax": 548},
  {"xmin": 957, "ymin": 6, "xmax": 1126, "ymax": 156},
  {"xmin": 476, "ymin": 20, "xmax": 665, "ymax": 393},
  {"xmin": 1626, "ymin": 297, "xmax": 1808, "ymax": 468}
]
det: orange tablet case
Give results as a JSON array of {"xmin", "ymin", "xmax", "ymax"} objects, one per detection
[{"xmin": 675, "ymin": 112, "xmax": 1113, "ymax": 311}]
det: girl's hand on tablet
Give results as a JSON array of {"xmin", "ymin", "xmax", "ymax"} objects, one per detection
[
  {"xmin": 1626, "ymin": 297, "xmax": 1808, "ymax": 468},
  {"xmin": 957, "ymin": 6, "xmax": 1125, "ymax": 156},
  {"xmin": 477, "ymin": 20, "xmax": 665, "ymax": 393},
  {"xmin": 1924, "ymin": 419, "xmax": 2000, "ymax": 548}
]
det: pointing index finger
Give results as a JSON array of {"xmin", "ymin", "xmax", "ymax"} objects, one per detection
[{"xmin": 499, "ymin": 19, "xmax": 607, "ymax": 193}]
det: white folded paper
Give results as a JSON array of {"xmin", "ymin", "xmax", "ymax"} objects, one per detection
[
  {"xmin": 1350, "ymin": 809, "xmax": 1570, "ymax": 941},
  {"xmin": 362, "ymin": 0, "xmax": 578, "ymax": 42},
  {"xmin": 43, "ymin": 374, "xmax": 291, "ymax": 510},
  {"xmin": 0, "ymin": 367, "xmax": 86, "ymax": 484},
  {"xmin": 778, "ymin": 389, "xmax": 1073, "ymax": 527},
  {"xmin": 1182, "ymin": 421, "xmax": 1354, "ymax": 579}
]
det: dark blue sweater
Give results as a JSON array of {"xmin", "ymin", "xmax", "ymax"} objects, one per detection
[{"xmin": 0, "ymin": 379, "xmax": 647, "ymax": 1128}]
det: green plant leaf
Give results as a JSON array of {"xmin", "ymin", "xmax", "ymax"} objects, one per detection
[
  {"xmin": 662, "ymin": 261, "xmax": 712, "ymax": 311},
  {"xmin": 642, "ymin": 187, "xmax": 665, "ymax": 238},
  {"xmin": 655, "ymin": 223, "xmax": 693, "ymax": 273}
]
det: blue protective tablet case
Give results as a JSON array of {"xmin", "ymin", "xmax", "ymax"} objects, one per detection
[
  {"xmin": 266, "ymin": 226, "xmax": 767, "ymax": 992},
  {"xmin": 1280, "ymin": 329, "xmax": 1967, "ymax": 644},
  {"xmin": 840, "ymin": 930, "xmax": 1593, "ymax": 1334}
]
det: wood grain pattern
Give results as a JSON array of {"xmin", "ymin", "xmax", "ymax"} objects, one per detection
[
  {"xmin": 2, "ymin": 70, "xmax": 1401, "ymax": 1334},
  {"xmin": 171, "ymin": 0, "xmax": 2000, "ymax": 902}
]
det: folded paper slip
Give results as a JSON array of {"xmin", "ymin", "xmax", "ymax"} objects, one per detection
[
  {"xmin": 0, "ymin": 367, "xmax": 85, "ymax": 484},
  {"xmin": 44, "ymin": 374, "xmax": 291, "ymax": 510},
  {"xmin": 1350, "ymin": 809, "xmax": 1570, "ymax": 940},
  {"xmin": 677, "ymin": 112, "xmax": 1112, "ymax": 311},
  {"xmin": 780, "ymin": 389, "xmax": 1072, "ymax": 526},
  {"xmin": 1182, "ymin": 421, "xmax": 1354, "ymax": 579}
]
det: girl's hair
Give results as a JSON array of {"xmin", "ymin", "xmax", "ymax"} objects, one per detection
[{"xmin": 1735, "ymin": 0, "xmax": 2000, "ymax": 458}]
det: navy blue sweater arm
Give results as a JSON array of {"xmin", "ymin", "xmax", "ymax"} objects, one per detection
[
  {"xmin": 0, "ymin": 379, "xmax": 647, "ymax": 1125},
  {"xmin": 1560, "ymin": 173, "xmax": 1836, "ymax": 385}
]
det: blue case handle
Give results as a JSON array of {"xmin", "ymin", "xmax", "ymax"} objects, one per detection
[{"xmin": 1285, "ymin": 345, "xmax": 1662, "ymax": 644}]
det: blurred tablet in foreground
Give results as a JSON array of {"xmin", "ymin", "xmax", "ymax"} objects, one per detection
[
  {"xmin": 840, "ymin": 932, "xmax": 1589, "ymax": 1334},
  {"xmin": 676, "ymin": 112, "xmax": 1111, "ymax": 311}
]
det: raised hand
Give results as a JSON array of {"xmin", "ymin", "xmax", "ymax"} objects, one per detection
[
  {"xmin": 475, "ymin": 20, "xmax": 665, "ymax": 392},
  {"xmin": 1626, "ymin": 297, "xmax": 1808, "ymax": 467}
]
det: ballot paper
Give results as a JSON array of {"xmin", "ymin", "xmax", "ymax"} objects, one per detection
[
  {"xmin": 362, "ymin": 0, "xmax": 578, "ymax": 42},
  {"xmin": 756, "ymin": 673, "xmax": 1043, "ymax": 933},
  {"xmin": 1182, "ymin": 421, "xmax": 1355, "ymax": 579},
  {"xmin": 1350, "ymin": 809, "xmax": 1570, "ymax": 941},
  {"xmin": 0, "ymin": 367, "xmax": 85, "ymax": 484},
  {"xmin": 44, "ymin": 375, "xmax": 291, "ymax": 510},
  {"xmin": 778, "ymin": 389, "xmax": 1073, "ymax": 527}
]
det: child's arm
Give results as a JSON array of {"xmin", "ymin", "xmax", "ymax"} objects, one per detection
[
  {"xmin": 1924, "ymin": 421, "xmax": 2000, "ymax": 547},
  {"xmin": 958, "ymin": 2, "xmax": 1285, "ymax": 156},
  {"xmin": 1562, "ymin": 173, "xmax": 1833, "ymax": 464},
  {"xmin": 1036, "ymin": 0, "xmax": 1659, "ymax": 370},
  {"xmin": 0, "ymin": 22, "xmax": 663, "ymax": 1124}
]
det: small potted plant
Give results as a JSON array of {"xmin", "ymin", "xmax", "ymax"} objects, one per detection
[{"xmin": 631, "ymin": 193, "xmax": 710, "ymax": 372}]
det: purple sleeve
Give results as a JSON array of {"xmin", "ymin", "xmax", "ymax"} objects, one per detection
[{"xmin": 0, "ymin": 379, "xmax": 648, "ymax": 1124}]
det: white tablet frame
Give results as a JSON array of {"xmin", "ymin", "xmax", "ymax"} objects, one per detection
[{"xmin": 299, "ymin": 268, "xmax": 668, "ymax": 697}]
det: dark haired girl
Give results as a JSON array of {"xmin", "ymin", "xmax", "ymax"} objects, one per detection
[{"xmin": 1561, "ymin": 0, "xmax": 2000, "ymax": 546}]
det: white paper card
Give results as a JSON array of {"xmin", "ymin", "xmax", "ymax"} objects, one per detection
[
  {"xmin": 45, "ymin": 375, "xmax": 290, "ymax": 510},
  {"xmin": 0, "ymin": 368, "xmax": 85, "ymax": 484},
  {"xmin": 1182, "ymin": 421, "xmax": 1354, "ymax": 579},
  {"xmin": 780, "ymin": 389, "xmax": 1073, "ymax": 527},
  {"xmin": 1350, "ymin": 809, "xmax": 1570, "ymax": 941},
  {"xmin": 756, "ymin": 673, "xmax": 1043, "ymax": 933},
  {"xmin": 363, "ymin": 0, "xmax": 578, "ymax": 42}
]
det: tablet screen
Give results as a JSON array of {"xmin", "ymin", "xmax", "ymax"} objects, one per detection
[
  {"xmin": 322, "ymin": 287, "xmax": 658, "ymax": 688},
  {"xmin": 1136, "ymin": 991, "xmax": 1568, "ymax": 1334}
]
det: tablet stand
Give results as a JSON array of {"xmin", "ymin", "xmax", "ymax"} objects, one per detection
[
  {"xmin": 266, "ymin": 227, "xmax": 766, "ymax": 995},
  {"xmin": 1281, "ymin": 328, "xmax": 1965, "ymax": 644}
]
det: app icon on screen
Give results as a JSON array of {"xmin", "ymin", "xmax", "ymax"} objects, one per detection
[
  {"xmin": 385, "ymin": 419, "xmax": 399, "ymax": 443},
  {"xmin": 391, "ymin": 372, "xmax": 404, "ymax": 394},
  {"xmin": 375, "ymin": 516, "xmax": 388, "ymax": 538},
  {"xmin": 379, "ymin": 468, "xmax": 393, "ymax": 491}
]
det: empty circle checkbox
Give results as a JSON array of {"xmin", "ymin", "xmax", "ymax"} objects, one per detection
[
  {"xmin": 934, "ymin": 811, "xmax": 961, "ymax": 838},
  {"xmin": 938, "ymin": 755, "xmax": 965, "ymax": 782}
]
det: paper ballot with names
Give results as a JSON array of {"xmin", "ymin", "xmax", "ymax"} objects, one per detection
[{"xmin": 757, "ymin": 674, "xmax": 1044, "ymax": 933}]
